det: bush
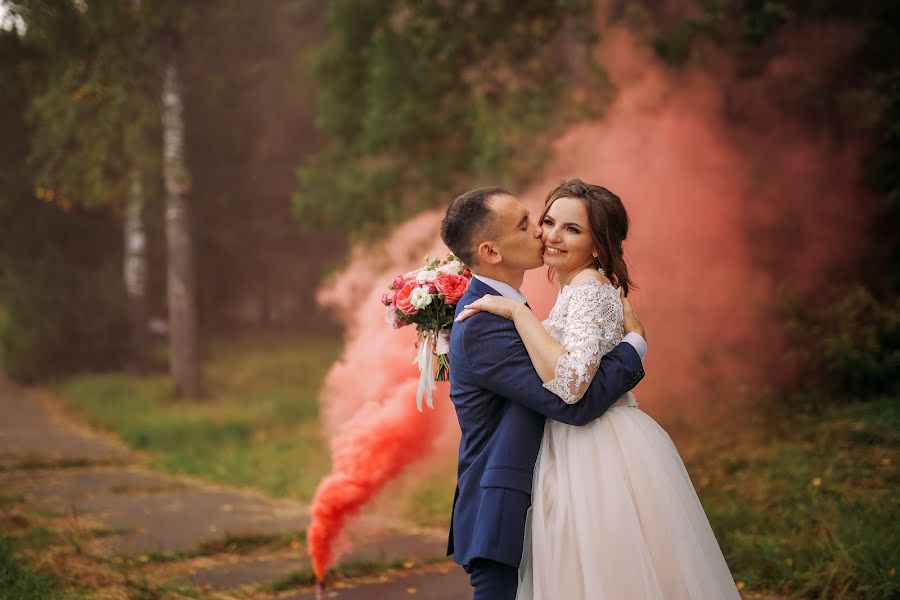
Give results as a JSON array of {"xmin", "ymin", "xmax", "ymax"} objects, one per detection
[
  {"xmin": 781, "ymin": 286, "xmax": 900, "ymax": 404},
  {"xmin": 0, "ymin": 253, "xmax": 129, "ymax": 381}
]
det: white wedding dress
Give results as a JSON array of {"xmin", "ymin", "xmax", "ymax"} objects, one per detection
[{"xmin": 516, "ymin": 278, "xmax": 740, "ymax": 600}]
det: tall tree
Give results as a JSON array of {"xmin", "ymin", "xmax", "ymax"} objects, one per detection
[
  {"xmin": 161, "ymin": 21, "xmax": 201, "ymax": 397},
  {"xmin": 123, "ymin": 167, "xmax": 149, "ymax": 366},
  {"xmin": 12, "ymin": 0, "xmax": 202, "ymax": 392},
  {"xmin": 122, "ymin": 0, "xmax": 149, "ymax": 369}
]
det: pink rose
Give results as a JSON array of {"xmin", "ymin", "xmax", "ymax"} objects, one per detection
[
  {"xmin": 391, "ymin": 276, "xmax": 405, "ymax": 290},
  {"xmin": 462, "ymin": 268, "xmax": 473, "ymax": 280},
  {"xmin": 381, "ymin": 289, "xmax": 396, "ymax": 306},
  {"xmin": 394, "ymin": 280, "xmax": 420, "ymax": 315},
  {"xmin": 435, "ymin": 273, "xmax": 469, "ymax": 305}
]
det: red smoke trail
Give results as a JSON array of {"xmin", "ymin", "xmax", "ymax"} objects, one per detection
[
  {"xmin": 307, "ymin": 379, "xmax": 444, "ymax": 581},
  {"xmin": 307, "ymin": 213, "xmax": 460, "ymax": 580},
  {"xmin": 307, "ymin": 21, "xmax": 873, "ymax": 578}
]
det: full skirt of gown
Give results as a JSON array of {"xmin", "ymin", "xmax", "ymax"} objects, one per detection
[{"xmin": 516, "ymin": 393, "xmax": 740, "ymax": 600}]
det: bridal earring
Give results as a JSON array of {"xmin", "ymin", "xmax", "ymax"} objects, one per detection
[{"xmin": 592, "ymin": 252, "xmax": 604, "ymax": 274}]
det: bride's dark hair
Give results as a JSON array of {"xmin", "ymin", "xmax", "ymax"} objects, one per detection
[{"xmin": 540, "ymin": 179, "xmax": 635, "ymax": 296}]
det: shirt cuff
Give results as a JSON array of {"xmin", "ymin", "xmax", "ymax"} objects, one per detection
[{"xmin": 622, "ymin": 332, "xmax": 647, "ymax": 361}]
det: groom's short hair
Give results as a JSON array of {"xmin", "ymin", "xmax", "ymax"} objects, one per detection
[{"xmin": 441, "ymin": 187, "xmax": 510, "ymax": 267}]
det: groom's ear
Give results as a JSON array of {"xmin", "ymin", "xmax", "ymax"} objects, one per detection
[{"xmin": 476, "ymin": 241, "xmax": 501, "ymax": 265}]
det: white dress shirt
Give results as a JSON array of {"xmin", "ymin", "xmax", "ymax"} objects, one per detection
[{"xmin": 472, "ymin": 274, "xmax": 648, "ymax": 360}]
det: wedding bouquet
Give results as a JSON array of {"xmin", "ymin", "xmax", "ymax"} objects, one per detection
[{"xmin": 381, "ymin": 254, "xmax": 472, "ymax": 410}]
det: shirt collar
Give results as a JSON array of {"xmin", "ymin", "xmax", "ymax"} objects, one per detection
[{"xmin": 472, "ymin": 274, "xmax": 528, "ymax": 305}]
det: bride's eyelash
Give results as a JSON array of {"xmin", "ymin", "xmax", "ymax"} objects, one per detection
[{"xmin": 542, "ymin": 218, "xmax": 578, "ymax": 233}]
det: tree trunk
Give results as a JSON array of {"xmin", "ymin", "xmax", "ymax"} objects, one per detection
[
  {"xmin": 162, "ymin": 28, "xmax": 201, "ymax": 397},
  {"xmin": 124, "ymin": 169, "xmax": 148, "ymax": 369}
]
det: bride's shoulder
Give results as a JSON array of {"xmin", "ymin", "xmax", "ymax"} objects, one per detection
[{"xmin": 569, "ymin": 269, "xmax": 612, "ymax": 290}]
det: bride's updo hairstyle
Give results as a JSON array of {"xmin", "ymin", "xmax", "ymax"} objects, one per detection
[{"xmin": 541, "ymin": 178, "xmax": 634, "ymax": 296}]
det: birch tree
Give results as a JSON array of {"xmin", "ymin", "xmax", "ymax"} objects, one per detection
[{"xmin": 161, "ymin": 22, "xmax": 201, "ymax": 397}]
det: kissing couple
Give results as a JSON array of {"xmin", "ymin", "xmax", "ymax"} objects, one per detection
[{"xmin": 440, "ymin": 179, "xmax": 740, "ymax": 599}]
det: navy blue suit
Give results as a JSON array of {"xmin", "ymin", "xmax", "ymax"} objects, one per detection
[{"xmin": 447, "ymin": 277, "xmax": 644, "ymax": 597}]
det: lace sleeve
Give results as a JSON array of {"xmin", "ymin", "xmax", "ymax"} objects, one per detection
[{"xmin": 542, "ymin": 281, "xmax": 620, "ymax": 403}]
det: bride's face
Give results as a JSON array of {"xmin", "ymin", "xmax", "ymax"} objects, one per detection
[{"xmin": 541, "ymin": 196, "xmax": 597, "ymax": 274}]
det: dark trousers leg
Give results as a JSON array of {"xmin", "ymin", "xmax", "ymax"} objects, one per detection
[{"xmin": 466, "ymin": 558, "xmax": 518, "ymax": 600}]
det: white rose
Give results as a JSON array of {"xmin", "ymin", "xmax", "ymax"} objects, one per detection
[
  {"xmin": 410, "ymin": 286, "xmax": 433, "ymax": 310},
  {"xmin": 439, "ymin": 260, "xmax": 463, "ymax": 275},
  {"xmin": 415, "ymin": 269, "xmax": 439, "ymax": 284}
]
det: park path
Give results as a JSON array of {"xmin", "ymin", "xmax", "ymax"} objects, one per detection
[
  {"xmin": 0, "ymin": 376, "xmax": 789, "ymax": 599},
  {"xmin": 0, "ymin": 375, "xmax": 468, "ymax": 598}
]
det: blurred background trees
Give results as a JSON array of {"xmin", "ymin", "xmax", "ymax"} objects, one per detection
[
  {"xmin": 651, "ymin": 0, "xmax": 900, "ymax": 405},
  {"xmin": 0, "ymin": 0, "xmax": 330, "ymax": 384},
  {"xmin": 0, "ymin": 3, "xmax": 896, "ymax": 595},
  {"xmin": 295, "ymin": 0, "xmax": 900, "ymax": 406},
  {"xmin": 293, "ymin": 0, "xmax": 599, "ymax": 235},
  {"xmin": 0, "ymin": 0, "xmax": 897, "ymax": 405}
]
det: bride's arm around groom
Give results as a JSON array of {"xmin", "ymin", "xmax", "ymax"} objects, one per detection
[{"xmin": 456, "ymin": 280, "xmax": 645, "ymax": 425}]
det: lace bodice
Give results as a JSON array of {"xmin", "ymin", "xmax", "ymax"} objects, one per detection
[{"xmin": 541, "ymin": 278, "xmax": 624, "ymax": 403}]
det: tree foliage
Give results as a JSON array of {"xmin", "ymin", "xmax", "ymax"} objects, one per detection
[
  {"xmin": 647, "ymin": 0, "xmax": 900, "ymax": 291},
  {"xmin": 294, "ymin": 0, "xmax": 598, "ymax": 236},
  {"xmin": 0, "ymin": 26, "xmax": 128, "ymax": 379},
  {"xmin": 1, "ymin": 1, "xmax": 330, "ymax": 378},
  {"xmin": 11, "ymin": 0, "xmax": 160, "ymax": 211},
  {"xmin": 644, "ymin": 0, "xmax": 900, "ymax": 403}
]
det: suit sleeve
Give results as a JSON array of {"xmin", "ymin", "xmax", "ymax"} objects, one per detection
[{"xmin": 462, "ymin": 313, "xmax": 643, "ymax": 426}]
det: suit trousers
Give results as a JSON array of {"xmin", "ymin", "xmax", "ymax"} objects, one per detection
[{"xmin": 466, "ymin": 558, "xmax": 518, "ymax": 600}]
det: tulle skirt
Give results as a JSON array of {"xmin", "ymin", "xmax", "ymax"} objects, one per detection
[{"xmin": 517, "ymin": 394, "xmax": 740, "ymax": 600}]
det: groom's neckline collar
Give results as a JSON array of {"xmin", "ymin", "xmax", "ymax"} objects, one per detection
[{"xmin": 472, "ymin": 274, "xmax": 528, "ymax": 305}]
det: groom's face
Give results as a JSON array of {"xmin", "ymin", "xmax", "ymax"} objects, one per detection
[{"xmin": 487, "ymin": 194, "xmax": 545, "ymax": 271}]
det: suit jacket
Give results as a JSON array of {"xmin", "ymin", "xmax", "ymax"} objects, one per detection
[{"xmin": 447, "ymin": 276, "xmax": 645, "ymax": 568}]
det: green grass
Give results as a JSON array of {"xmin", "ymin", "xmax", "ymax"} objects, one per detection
[
  {"xmin": 0, "ymin": 534, "xmax": 75, "ymax": 600},
  {"xmin": 0, "ymin": 519, "xmax": 216, "ymax": 600},
  {"xmin": 265, "ymin": 558, "xmax": 409, "ymax": 592},
  {"xmin": 55, "ymin": 334, "xmax": 341, "ymax": 501},
  {"xmin": 52, "ymin": 334, "xmax": 898, "ymax": 597},
  {"xmin": 127, "ymin": 530, "xmax": 305, "ymax": 565},
  {"xmin": 685, "ymin": 396, "xmax": 900, "ymax": 599},
  {"xmin": 405, "ymin": 472, "xmax": 456, "ymax": 528}
]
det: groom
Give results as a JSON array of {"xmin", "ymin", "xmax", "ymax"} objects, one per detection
[{"xmin": 439, "ymin": 187, "xmax": 648, "ymax": 600}]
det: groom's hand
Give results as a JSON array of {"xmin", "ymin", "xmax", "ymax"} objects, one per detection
[{"xmin": 622, "ymin": 293, "xmax": 646, "ymax": 341}]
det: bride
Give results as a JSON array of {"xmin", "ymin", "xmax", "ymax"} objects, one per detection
[{"xmin": 456, "ymin": 179, "xmax": 740, "ymax": 599}]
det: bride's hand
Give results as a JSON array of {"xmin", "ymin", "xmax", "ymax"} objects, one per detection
[{"xmin": 455, "ymin": 295, "xmax": 523, "ymax": 322}]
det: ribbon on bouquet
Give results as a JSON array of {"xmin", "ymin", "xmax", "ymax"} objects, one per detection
[{"xmin": 413, "ymin": 329, "xmax": 451, "ymax": 411}]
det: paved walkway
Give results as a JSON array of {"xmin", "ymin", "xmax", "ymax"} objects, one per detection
[
  {"xmin": 0, "ymin": 377, "xmax": 786, "ymax": 600},
  {"xmin": 0, "ymin": 376, "xmax": 466, "ymax": 598}
]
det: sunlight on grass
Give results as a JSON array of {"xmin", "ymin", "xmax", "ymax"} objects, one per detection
[{"xmin": 55, "ymin": 334, "xmax": 341, "ymax": 501}]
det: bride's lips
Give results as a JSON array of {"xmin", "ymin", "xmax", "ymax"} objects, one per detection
[{"xmin": 543, "ymin": 246, "xmax": 566, "ymax": 256}]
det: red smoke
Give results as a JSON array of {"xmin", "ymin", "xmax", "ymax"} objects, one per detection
[
  {"xmin": 307, "ymin": 212, "xmax": 459, "ymax": 580},
  {"xmin": 307, "ymin": 379, "xmax": 444, "ymax": 581},
  {"xmin": 307, "ymin": 22, "xmax": 873, "ymax": 578}
]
